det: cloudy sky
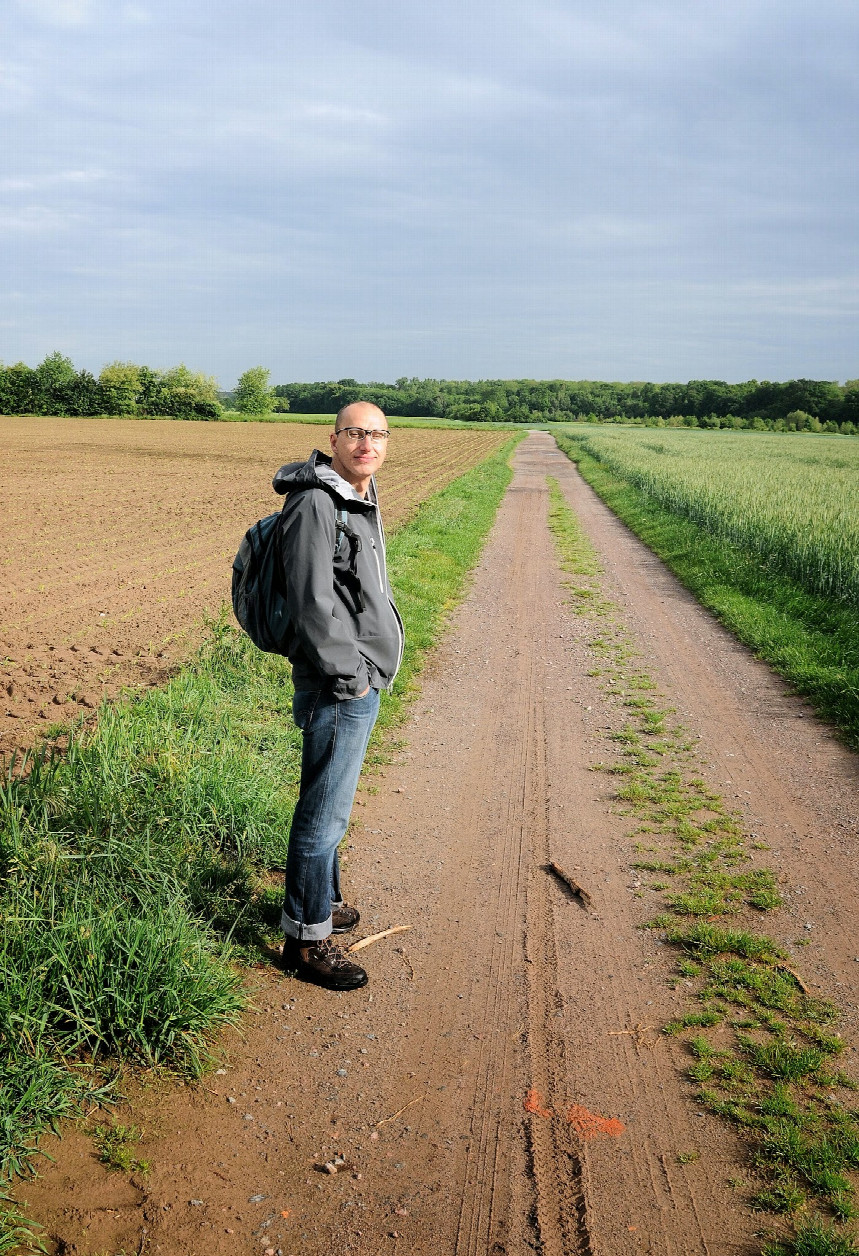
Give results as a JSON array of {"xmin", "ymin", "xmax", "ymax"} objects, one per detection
[{"xmin": 3, "ymin": 0, "xmax": 857, "ymax": 386}]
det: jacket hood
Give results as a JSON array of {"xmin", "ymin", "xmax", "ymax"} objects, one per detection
[{"xmin": 272, "ymin": 449, "xmax": 377, "ymax": 507}]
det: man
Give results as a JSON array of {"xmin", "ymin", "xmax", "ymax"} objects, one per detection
[{"xmin": 273, "ymin": 401, "xmax": 404, "ymax": 990}]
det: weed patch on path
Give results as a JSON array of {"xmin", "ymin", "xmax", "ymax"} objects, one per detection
[
  {"xmin": 92, "ymin": 1122, "xmax": 150, "ymax": 1175},
  {"xmin": 547, "ymin": 477, "xmax": 859, "ymax": 1256}
]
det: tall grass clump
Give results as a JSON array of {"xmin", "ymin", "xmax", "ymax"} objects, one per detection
[
  {"xmin": 0, "ymin": 621, "xmax": 301, "ymax": 1143},
  {"xmin": 0, "ymin": 622, "xmax": 294, "ymax": 1245},
  {"xmin": 0, "ymin": 433, "xmax": 521, "ymax": 1240},
  {"xmin": 763, "ymin": 1217, "xmax": 859, "ymax": 1255}
]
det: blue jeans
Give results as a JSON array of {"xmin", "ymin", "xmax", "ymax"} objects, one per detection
[{"xmin": 281, "ymin": 687, "xmax": 380, "ymax": 942}]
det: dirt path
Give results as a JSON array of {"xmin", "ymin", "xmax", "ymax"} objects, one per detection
[{"xmin": 19, "ymin": 433, "xmax": 858, "ymax": 1256}]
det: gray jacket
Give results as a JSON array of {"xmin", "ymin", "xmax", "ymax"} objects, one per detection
[{"xmin": 272, "ymin": 450, "xmax": 404, "ymax": 700}]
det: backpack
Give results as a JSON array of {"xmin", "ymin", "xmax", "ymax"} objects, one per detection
[{"xmin": 231, "ymin": 500, "xmax": 364, "ymax": 654}]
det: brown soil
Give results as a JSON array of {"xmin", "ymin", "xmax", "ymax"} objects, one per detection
[
  {"xmin": 0, "ymin": 417, "xmax": 507, "ymax": 760},
  {"xmin": 15, "ymin": 432, "xmax": 859, "ymax": 1256}
]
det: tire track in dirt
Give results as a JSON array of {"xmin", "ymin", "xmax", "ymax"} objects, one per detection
[
  {"xmin": 338, "ymin": 463, "xmax": 564, "ymax": 1255},
  {"xmin": 444, "ymin": 466, "xmax": 588, "ymax": 1256},
  {"xmin": 504, "ymin": 462, "xmax": 593, "ymax": 1256}
]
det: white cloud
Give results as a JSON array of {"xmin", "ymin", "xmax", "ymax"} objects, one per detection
[
  {"xmin": 714, "ymin": 278, "xmax": 859, "ymax": 319},
  {"xmin": 14, "ymin": 0, "xmax": 96, "ymax": 26},
  {"xmin": 0, "ymin": 205, "xmax": 70, "ymax": 232},
  {"xmin": 121, "ymin": 4, "xmax": 150, "ymax": 23},
  {"xmin": 0, "ymin": 169, "xmax": 106, "ymax": 192}
]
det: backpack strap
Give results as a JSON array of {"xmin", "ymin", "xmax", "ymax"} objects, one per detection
[
  {"xmin": 334, "ymin": 508, "xmax": 366, "ymax": 614},
  {"xmin": 278, "ymin": 495, "xmax": 366, "ymax": 615},
  {"xmin": 334, "ymin": 508, "xmax": 349, "ymax": 550}
]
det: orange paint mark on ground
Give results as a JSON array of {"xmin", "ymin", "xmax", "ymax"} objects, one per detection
[
  {"xmin": 523, "ymin": 1089, "xmax": 553, "ymax": 1119},
  {"xmin": 566, "ymin": 1104, "xmax": 625, "ymax": 1139}
]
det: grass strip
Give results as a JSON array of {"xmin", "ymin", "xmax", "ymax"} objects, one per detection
[
  {"xmin": 546, "ymin": 478, "xmax": 859, "ymax": 1256},
  {"xmin": 553, "ymin": 431, "xmax": 859, "ymax": 750},
  {"xmin": 0, "ymin": 433, "xmax": 522, "ymax": 1249},
  {"xmin": 220, "ymin": 412, "xmax": 521, "ymax": 430}
]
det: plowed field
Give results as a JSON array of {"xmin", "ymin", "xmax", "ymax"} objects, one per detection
[{"xmin": 0, "ymin": 417, "xmax": 508, "ymax": 759}]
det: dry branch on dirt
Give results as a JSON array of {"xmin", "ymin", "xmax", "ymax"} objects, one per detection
[
  {"xmin": 346, "ymin": 925, "xmax": 413, "ymax": 953},
  {"xmin": 545, "ymin": 860, "xmax": 594, "ymax": 909}
]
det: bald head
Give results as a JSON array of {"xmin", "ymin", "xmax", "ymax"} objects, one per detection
[{"xmin": 334, "ymin": 400, "xmax": 386, "ymax": 430}]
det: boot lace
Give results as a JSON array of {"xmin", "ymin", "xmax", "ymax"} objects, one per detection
[{"xmin": 315, "ymin": 937, "xmax": 353, "ymax": 968}]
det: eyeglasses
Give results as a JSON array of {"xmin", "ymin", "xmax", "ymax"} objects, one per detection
[{"xmin": 335, "ymin": 427, "xmax": 390, "ymax": 444}]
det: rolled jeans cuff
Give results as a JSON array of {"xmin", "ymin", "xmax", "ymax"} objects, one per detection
[{"xmin": 281, "ymin": 909, "xmax": 332, "ymax": 943}]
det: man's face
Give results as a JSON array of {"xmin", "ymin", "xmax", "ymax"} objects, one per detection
[{"xmin": 329, "ymin": 405, "xmax": 389, "ymax": 487}]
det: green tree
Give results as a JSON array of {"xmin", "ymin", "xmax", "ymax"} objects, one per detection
[
  {"xmin": 0, "ymin": 363, "xmax": 39, "ymax": 415},
  {"xmin": 29, "ymin": 352, "xmax": 77, "ymax": 414},
  {"xmin": 785, "ymin": 409, "xmax": 820, "ymax": 432},
  {"xmin": 99, "ymin": 362, "xmax": 142, "ymax": 414},
  {"xmin": 35, "ymin": 351, "xmax": 76, "ymax": 393},
  {"xmin": 163, "ymin": 363, "xmax": 218, "ymax": 403},
  {"xmin": 63, "ymin": 369, "xmax": 101, "ymax": 416},
  {"xmin": 781, "ymin": 378, "xmax": 841, "ymax": 418},
  {"xmin": 234, "ymin": 366, "xmax": 274, "ymax": 415},
  {"xmin": 160, "ymin": 364, "xmax": 220, "ymax": 418}
]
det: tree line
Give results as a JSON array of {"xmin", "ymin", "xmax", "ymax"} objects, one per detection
[
  {"xmin": 274, "ymin": 376, "xmax": 859, "ymax": 433},
  {"xmin": 0, "ymin": 355, "xmax": 276, "ymax": 419},
  {"xmin": 2, "ymin": 355, "xmax": 857, "ymax": 433}
]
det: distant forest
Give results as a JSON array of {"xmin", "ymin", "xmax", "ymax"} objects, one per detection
[
  {"xmin": 274, "ymin": 377, "xmax": 859, "ymax": 433},
  {"xmin": 0, "ymin": 354, "xmax": 221, "ymax": 419},
  {"xmin": 2, "ymin": 355, "xmax": 857, "ymax": 433}
]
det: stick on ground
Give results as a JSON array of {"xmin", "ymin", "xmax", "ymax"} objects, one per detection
[
  {"xmin": 545, "ymin": 862, "xmax": 594, "ymax": 909},
  {"xmin": 776, "ymin": 963, "xmax": 810, "ymax": 994},
  {"xmin": 373, "ymin": 1094, "xmax": 425, "ymax": 1128},
  {"xmin": 346, "ymin": 925, "xmax": 413, "ymax": 954}
]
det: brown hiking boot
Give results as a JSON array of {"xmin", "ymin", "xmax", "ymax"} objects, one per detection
[
  {"xmin": 282, "ymin": 936, "xmax": 368, "ymax": 991},
  {"xmin": 331, "ymin": 903, "xmax": 360, "ymax": 934}
]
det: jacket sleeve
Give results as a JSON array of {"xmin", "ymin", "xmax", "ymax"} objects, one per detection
[{"xmin": 279, "ymin": 492, "xmax": 370, "ymax": 700}]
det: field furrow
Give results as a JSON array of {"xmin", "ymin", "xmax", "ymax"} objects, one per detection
[{"xmin": 0, "ymin": 417, "xmax": 508, "ymax": 758}]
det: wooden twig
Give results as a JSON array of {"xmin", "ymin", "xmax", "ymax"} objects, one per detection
[
  {"xmin": 608, "ymin": 1023, "xmax": 656, "ymax": 1052},
  {"xmin": 546, "ymin": 862, "xmax": 594, "ymax": 909},
  {"xmin": 346, "ymin": 925, "xmax": 413, "ymax": 953},
  {"xmin": 776, "ymin": 963, "xmax": 810, "ymax": 994},
  {"xmin": 373, "ymin": 1094, "xmax": 425, "ymax": 1128}
]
